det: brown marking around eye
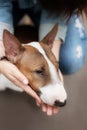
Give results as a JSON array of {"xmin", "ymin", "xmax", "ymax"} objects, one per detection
[{"xmin": 15, "ymin": 45, "xmax": 51, "ymax": 91}]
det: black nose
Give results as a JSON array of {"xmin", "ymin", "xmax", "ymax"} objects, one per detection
[{"xmin": 54, "ymin": 100, "xmax": 66, "ymax": 107}]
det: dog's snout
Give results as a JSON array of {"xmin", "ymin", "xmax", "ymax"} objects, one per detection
[{"xmin": 54, "ymin": 100, "xmax": 66, "ymax": 107}]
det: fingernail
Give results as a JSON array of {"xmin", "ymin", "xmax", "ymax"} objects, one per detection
[
  {"xmin": 36, "ymin": 102, "xmax": 40, "ymax": 107},
  {"xmin": 23, "ymin": 79, "xmax": 28, "ymax": 84}
]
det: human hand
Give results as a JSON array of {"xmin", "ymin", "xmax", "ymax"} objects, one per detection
[
  {"xmin": 0, "ymin": 40, "xmax": 41, "ymax": 103},
  {"xmin": 0, "ymin": 38, "xmax": 61, "ymax": 116},
  {"xmin": 37, "ymin": 102, "xmax": 59, "ymax": 116},
  {"xmin": 0, "ymin": 60, "xmax": 59, "ymax": 116},
  {"xmin": 0, "ymin": 60, "xmax": 41, "ymax": 103}
]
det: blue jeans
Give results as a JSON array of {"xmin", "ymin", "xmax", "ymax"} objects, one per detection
[
  {"xmin": 39, "ymin": 11, "xmax": 87, "ymax": 75},
  {"xmin": 59, "ymin": 14, "xmax": 87, "ymax": 74}
]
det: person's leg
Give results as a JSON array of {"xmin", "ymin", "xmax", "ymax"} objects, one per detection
[
  {"xmin": 27, "ymin": 3, "xmax": 42, "ymax": 31},
  {"xmin": 19, "ymin": 1, "xmax": 42, "ymax": 31},
  {"xmin": 59, "ymin": 14, "xmax": 87, "ymax": 74},
  {"xmin": 12, "ymin": 1, "xmax": 27, "ymax": 28},
  {"xmin": 39, "ymin": 10, "xmax": 87, "ymax": 75}
]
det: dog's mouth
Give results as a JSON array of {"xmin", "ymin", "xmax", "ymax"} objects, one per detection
[
  {"xmin": 54, "ymin": 100, "xmax": 67, "ymax": 107},
  {"xmin": 40, "ymin": 92, "xmax": 67, "ymax": 107},
  {"xmin": 28, "ymin": 83, "xmax": 41, "ymax": 96},
  {"xmin": 28, "ymin": 83, "xmax": 67, "ymax": 107}
]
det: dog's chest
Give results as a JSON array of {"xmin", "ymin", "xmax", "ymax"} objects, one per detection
[{"xmin": 0, "ymin": 74, "xmax": 22, "ymax": 91}]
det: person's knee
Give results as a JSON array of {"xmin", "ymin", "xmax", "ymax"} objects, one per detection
[{"xmin": 59, "ymin": 43, "xmax": 86, "ymax": 75}]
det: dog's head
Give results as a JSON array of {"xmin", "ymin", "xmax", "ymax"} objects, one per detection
[{"xmin": 3, "ymin": 24, "xmax": 67, "ymax": 107}]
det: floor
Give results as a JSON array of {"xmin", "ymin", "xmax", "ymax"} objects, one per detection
[{"xmin": 0, "ymin": 26, "xmax": 87, "ymax": 130}]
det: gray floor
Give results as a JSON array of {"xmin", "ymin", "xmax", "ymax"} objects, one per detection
[{"xmin": 0, "ymin": 58, "xmax": 87, "ymax": 130}]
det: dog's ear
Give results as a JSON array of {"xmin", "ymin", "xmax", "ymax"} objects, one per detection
[
  {"xmin": 40, "ymin": 23, "xmax": 58, "ymax": 49},
  {"xmin": 3, "ymin": 30, "xmax": 24, "ymax": 62}
]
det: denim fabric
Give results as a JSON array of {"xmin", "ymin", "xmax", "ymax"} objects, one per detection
[
  {"xmin": 39, "ymin": 10, "xmax": 87, "ymax": 74},
  {"xmin": 18, "ymin": 0, "xmax": 36, "ymax": 9},
  {"xmin": 59, "ymin": 14, "xmax": 87, "ymax": 74},
  {"xmin": 0, "ymin": 0, "xmax": 13, "ymax": 40},
  {"xmin": 39, "ymin": 10, "xmax": 67, "ymax": 41}
]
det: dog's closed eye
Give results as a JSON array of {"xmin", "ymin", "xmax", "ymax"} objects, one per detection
[{"xmin": 34, "ymin": 68, "xmax": 45, "ymax": 75}]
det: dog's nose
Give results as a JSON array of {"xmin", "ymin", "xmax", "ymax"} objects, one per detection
[{"xmin": 54, "ymin": 100, "xmax": 66, "ymax": 107}]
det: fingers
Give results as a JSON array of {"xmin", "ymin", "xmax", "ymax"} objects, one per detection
[
  {"xmin": 47, "ymin": 106, "xmax": 53, "ymax": 116},
  {"xmin": 42, "ymin": 103, "xmax": 47, "ymax": 112},
  {"xmin": 6, "ymin": 72, "xmax": 59, "ymax": 116},
  {"xmin": 22, "ymin": 85, "xmax": 41, "ymax": 104},
  {"xmin": 0, "ymin": 61, "xmax": 59, "ymax": 116},
  {"xmin": 36, "ymin": 100, "xmax": 41, "ymax": 107},
  {"xmin": 10, "ymin": 70, "xmax": 59, "ymax": 116},
  {"xmin": 42, "ymin": 103, "xmax": 59, "ymax": 116},
  {"xmin": 12, "ymin": 64, "xmax": 59, "ymax": 115},
  {"xmin": 53, "ymin": 106, "xmax": 59, "ymax": 114},
  {"xmin": 0, "ymin": 61, "xmax": 28, "ymax": 85},
  {"xmin": 11, "ymin": 66, "xmax": 29, "ymax": 85},
  {"xmin": 7, "ymin": 73, "xmax": 41, "ymax": 104},
  {"xmin": 9, "ymin": 65, "xmax": 41, "ymax": 104}
]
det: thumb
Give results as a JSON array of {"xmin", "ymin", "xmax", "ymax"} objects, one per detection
[{"xmin": 23, "ymin": 85, "xmax": 41, "ymax": 104}]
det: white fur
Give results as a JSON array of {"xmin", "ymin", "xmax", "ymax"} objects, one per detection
[{"xmin": 0, "ymin": 74, "xmax": 22, "ymax": 92}]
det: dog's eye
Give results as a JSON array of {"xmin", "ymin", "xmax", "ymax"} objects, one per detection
[
  {"xmin": 36, "ymin": 70, "xmax": 43, "ymax": 73},
  {"xmin": 35, "ymin": 68, "xmax": 44, "ymax": 75},
  {"xmin": 35, "ymin": 70, "xmax": 43, "ymax": 74}
]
